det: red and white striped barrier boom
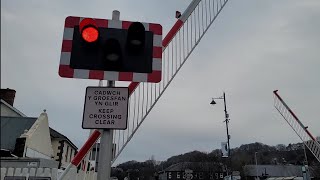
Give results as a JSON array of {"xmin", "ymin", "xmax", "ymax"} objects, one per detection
[{"xmin": 273, "ymin": 90, "xmax": 320, "ymax": 163}]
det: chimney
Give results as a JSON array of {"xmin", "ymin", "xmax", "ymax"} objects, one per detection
[{"xmin": 0, "ymin": 88, "xmax": 16, "ymax": 106}]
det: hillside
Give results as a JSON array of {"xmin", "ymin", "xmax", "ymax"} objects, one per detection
[{"xmin": 112, "ymin": 142, "xmax": 320, "ymax": 179}]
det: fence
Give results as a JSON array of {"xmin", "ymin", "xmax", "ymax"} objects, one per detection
[{"xmin": 1, "ymin": 167, "xmax": 97, "ymax": 180}]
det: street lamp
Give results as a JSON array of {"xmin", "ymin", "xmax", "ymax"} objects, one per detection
[
  {"xmin": 210, "ymin": 92, "xmax": 231, "ymax": 157},
  {"xmin": 210, "ymin": 92, "xmax": 232, "ymax": 179}
]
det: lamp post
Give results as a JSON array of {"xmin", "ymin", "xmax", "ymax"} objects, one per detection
[
  {"xmin": 210, "ymin": 92, "xmax": 232, "ymax": 178},
  {"xmin": 255, "ymin": 152, "xmax": 258, "ymax": 180},
  {"xmin": 210, "ymin": 92, "xmax": 231, "ymax": 157}
]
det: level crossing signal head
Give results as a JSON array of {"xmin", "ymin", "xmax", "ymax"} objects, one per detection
[{"xmin": 59, "ymin": 16, "xmax": 163, "ymax": 83}]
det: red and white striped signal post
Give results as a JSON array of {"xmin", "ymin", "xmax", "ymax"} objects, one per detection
[{"xmin": 58, "ymin": 10, "xmax": 162, "ymax": 180}]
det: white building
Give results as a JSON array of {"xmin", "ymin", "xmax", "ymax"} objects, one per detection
[{"xmin": 1, "ymin": 88, "xmax": 79, "ymax": 179}]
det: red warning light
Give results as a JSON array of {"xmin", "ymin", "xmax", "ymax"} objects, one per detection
[
  {"xmin": 82, "ymin": 27, "xmax": 99, "ymax": 43},
  {"xmin": 79, "ymin": 18, "xmax": 99, "ymax": 43}
]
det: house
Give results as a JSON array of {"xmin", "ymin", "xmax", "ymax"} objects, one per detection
[
  {"xmin": 0, "ymin": 88, "xmax": 78, "ymax": 170},
  {"xmin": 158, "ymin": 162, "xmax": 228, "ymax": 180},
  {"xmin": 50, "ymin": 128, "xmax": 78, "ymax": 169}
]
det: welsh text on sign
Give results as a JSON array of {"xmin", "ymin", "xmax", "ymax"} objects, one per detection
[{"xmin": 82, "ymin": 87, "xmax": 129, "ymax": 129}]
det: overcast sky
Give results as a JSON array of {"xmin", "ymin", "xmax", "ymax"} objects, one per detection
[{"xmin": 2, "ymin": 0, "xmax": 320, "ymax": 165}]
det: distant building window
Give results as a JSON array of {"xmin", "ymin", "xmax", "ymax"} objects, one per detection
[
  {"xmin": 4, "ymin": 177, "xmax": 26, "ymax": 180},
  {"xmin": 69, "ymin": 149, "xmax": 73, "ymax": 162},
  {"xmin": 65, "ymin": 145, "xmax": 69, "ymax": 162}
]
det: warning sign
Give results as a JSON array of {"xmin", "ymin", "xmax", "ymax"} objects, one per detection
[{"xmin": 82, "ymin": 87, "xmax": 129, "ymax": 129}]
